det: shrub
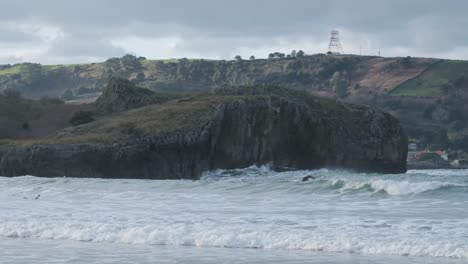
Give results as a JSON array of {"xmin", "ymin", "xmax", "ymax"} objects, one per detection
[
  {"xmin": 40, "ymin": 96, "xmax": 64, "ymax": 105},
  {"xmin": 69, "ymin": 111, "xmax": 95, "ymax": 126},
  {"xmin": 399, "ymin": 56, "xmax": 412, "ymax": 68},
  {"xmin": 22, "ymin": 122, "xmax": 30, "ymax": 130},
  {"xmin": 3, "ymin": 88, "xmax": 21, "ymax": 99}
]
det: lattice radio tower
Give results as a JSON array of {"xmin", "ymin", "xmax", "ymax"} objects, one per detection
[{"xmin": 327, "ymin": 29, "xmax": 344, "ymax": 55}]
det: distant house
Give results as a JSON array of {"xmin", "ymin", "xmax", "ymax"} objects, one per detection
[
  {"xmin": 408, "ymin": 138, "xmax": 420, "ymax": 151},
  {"xmin": 415, "ymin": 149, "xmax": 448, "ymax": 161},
  {"xmin": 408, "ymin": 143, "xmax": 418, "ymax": 151}
]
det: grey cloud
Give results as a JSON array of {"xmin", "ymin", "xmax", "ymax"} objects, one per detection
[
  {"xmin": 47, "ymin": 34, "xmax": 126, "ymax": 58},
  {"xmin": 0, "ymin": 0, "xmax": 468, "ymax": 63},
  {"xmin": 0, "ymin": 28, "xmax": 34, "ymax": 43}
]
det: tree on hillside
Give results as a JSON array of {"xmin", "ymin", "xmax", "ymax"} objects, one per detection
[
  {"xmin": 399, "ymin": 56, "xmax": 412, "ymax": 67},
  {"xmin": 179, "ymin": 58, "xmax": 189, "ymax": 63},
  {"xmin": 296, "ymin": 50, "xmax": 305, "ymax": 58},
  {"xmin": 234, "ymin": 55, "xmax": 242, "ymax": 61},
  {"xmin": 268, "ymin": 53, "xmax": 275, "ymax": 59},
  {"xmin": 122, "ymin": 54, "xmax": 137, "ymax": 61},
  {"xmin": 273, "ymin": 52, "xmax": 285, "ymax": 59},
  {"xmin": 330, "ymin": 72, "xmax": 349, "ymax": 98},
  {"xmin": 291, "ymin": 50, "xmax": 297, "ymax": 57},
  {"xmin": 104, "ymin": 57, "xmax": 121, "ymax": 72},
  {"xmin": 19, "ymin": 63, "xmax": 44, "ymax": 85},
  {"xmin": 121, "ymin": 54, "xmax": 141, "ymax": 70},
  {"xmin": 249, "ymin": 55, "xmax": 255, "ymax": 60}
]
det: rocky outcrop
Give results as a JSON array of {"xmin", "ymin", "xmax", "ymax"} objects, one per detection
[
  {"xmin": 95, "ymin": 77, "xmax": 174, "ymax": 113},
  {"xmin": 0, "ymin": 85, "xmax": 407, "ymax": 179}
]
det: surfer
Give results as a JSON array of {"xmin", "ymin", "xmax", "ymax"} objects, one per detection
[
  {"xmin": 302, "ymin": 175, "xmax": 318, "ymax": 182},
  {"xmin": 34, "ymin": 195, "xmax": 41, "ymax": 200}
]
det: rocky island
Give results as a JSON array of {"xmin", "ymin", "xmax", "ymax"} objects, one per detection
[{"xmin": 0, "ymin": 78, "xmax": 407, "ymax": 179}]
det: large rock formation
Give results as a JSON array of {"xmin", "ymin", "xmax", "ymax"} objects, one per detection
[
  {"xmin": 0, "ymin": 81, "xmax": 407, "ymax": 179},
  {"xmin": 95, "ymin": 77, "xmax": 174, "ymax": 113}
]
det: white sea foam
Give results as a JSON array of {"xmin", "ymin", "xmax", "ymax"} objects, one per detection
[
  {"xmin": 0, "ymin": 221, "xmax": 467, "ymax": 259},
  {"xmin": 368, "ymin": 179, "xmax": 452, "ymax": 195},
  {"xmin": 1, "ymin": 169, "xmax": 468, "ymax": 262},
  {"xmin": 407, "ymin": 169, "xmax": 468, "ymax": 177},
  {"xmin": 329, "ymin": 178, "xmax": 456, "ymax": 195}
]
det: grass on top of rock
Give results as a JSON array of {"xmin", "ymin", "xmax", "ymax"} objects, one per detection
[
  {"xmin": 0, "ymin": 82, "xmax": 384, "ymax": 146},
  {"xmin": 213, "ymin": 85, "xmax": 364, "ymax": 114},
  {"xmin": 59, "ymin": 85, "xmax": 371, "ymax": 144},
  {"xmin": 51, "ymin": 94, "xmax": 226, "ymax": 144}
]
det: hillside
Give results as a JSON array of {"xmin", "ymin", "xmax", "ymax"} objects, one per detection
[
  {"xmin": 0, "ymin": 54, "xmax": 436, "ymax": 100},
  {"xmin": 0, "ymin": 54, "xmax": 467, "ymax": 154}
]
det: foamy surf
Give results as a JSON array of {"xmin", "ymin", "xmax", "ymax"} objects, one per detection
[
  {"xmin": 0, "ymin": 221, "xmax": 467, "ymax": 259},
  {"xmin": 0, "ymin": 168, "xmax": 467, "ymax": 263},
  {"xmin": 328, "ymin": 178, "xmax": 458, "ymax": 195}
]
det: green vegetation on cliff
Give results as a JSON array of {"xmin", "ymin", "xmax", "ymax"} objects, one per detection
[
  {"xmin": 0, "ymin": 54, "xmax": 369, "ymax": 99},
  {"xmin": 391, "ymin": 60, "xmax": 468, "ymax": 96}
]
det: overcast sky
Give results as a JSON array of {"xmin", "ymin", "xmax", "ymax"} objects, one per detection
[{"xmin": 1, "ymin": 0, "xmax": 467, "ymax": 64}]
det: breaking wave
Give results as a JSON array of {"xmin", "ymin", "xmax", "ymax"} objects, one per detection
[
  {"xmin": 201, "ymin": 166, "xmax": 466, "ymax": 196},
  {"xmin": 1, "ymin": 167, "xmax": 467, "ymax": 260},
  {"xmin": 327, "ymin": 178, "xmax": 459, "ymax": 195},
  {"xmin": 0, "ymin": 221, "xmax": 467, "ymax": 259}
]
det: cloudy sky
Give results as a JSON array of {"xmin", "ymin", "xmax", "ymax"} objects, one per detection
[{"xmin": 0, "ymin": 0, "xmax": 467, "ymax": 64}]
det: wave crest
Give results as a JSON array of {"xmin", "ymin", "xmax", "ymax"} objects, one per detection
[
  {"xmin": 330, "ymin": 179, "xmax": 456, "ymax": 195},
  {"xmin": 1, "ymin": 221, "xmax": 467, "ymax": 259}
]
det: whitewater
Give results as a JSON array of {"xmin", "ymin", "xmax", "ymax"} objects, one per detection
[{"xmin": 1, "ymin": 168, "xmax": 467, "ymax": 263}]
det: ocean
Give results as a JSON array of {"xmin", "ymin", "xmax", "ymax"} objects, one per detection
[{"xmin": 0, "ymin": 167, "xmax": 467, "ymax": 263}]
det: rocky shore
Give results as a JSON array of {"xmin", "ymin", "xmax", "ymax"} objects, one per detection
[{"xmin": 0, "ymin": 79, "xmax": 408, "ymax": 179}]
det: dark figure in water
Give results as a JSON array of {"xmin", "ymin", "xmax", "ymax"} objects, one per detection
[
  {"xmin": 302, "ymin": 175, "xmax": 318, "ymax": 182},
  {"xmin": 35, "ymin": 195, "xmax": 41, "ymax": 200}
]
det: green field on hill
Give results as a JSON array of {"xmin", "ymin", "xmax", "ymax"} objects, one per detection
[{"xmin": 391, "ymin": 60, "xmax": 468, "ymax": 96}]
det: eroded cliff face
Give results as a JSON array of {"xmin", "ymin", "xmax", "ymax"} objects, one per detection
[
  {"xmin": 0, "ymin": 86, "xmax": 407, "ymax": 179},
  {"xmin": 207, "ymin": 97, "xmax": 407, "ymax": 174}
]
